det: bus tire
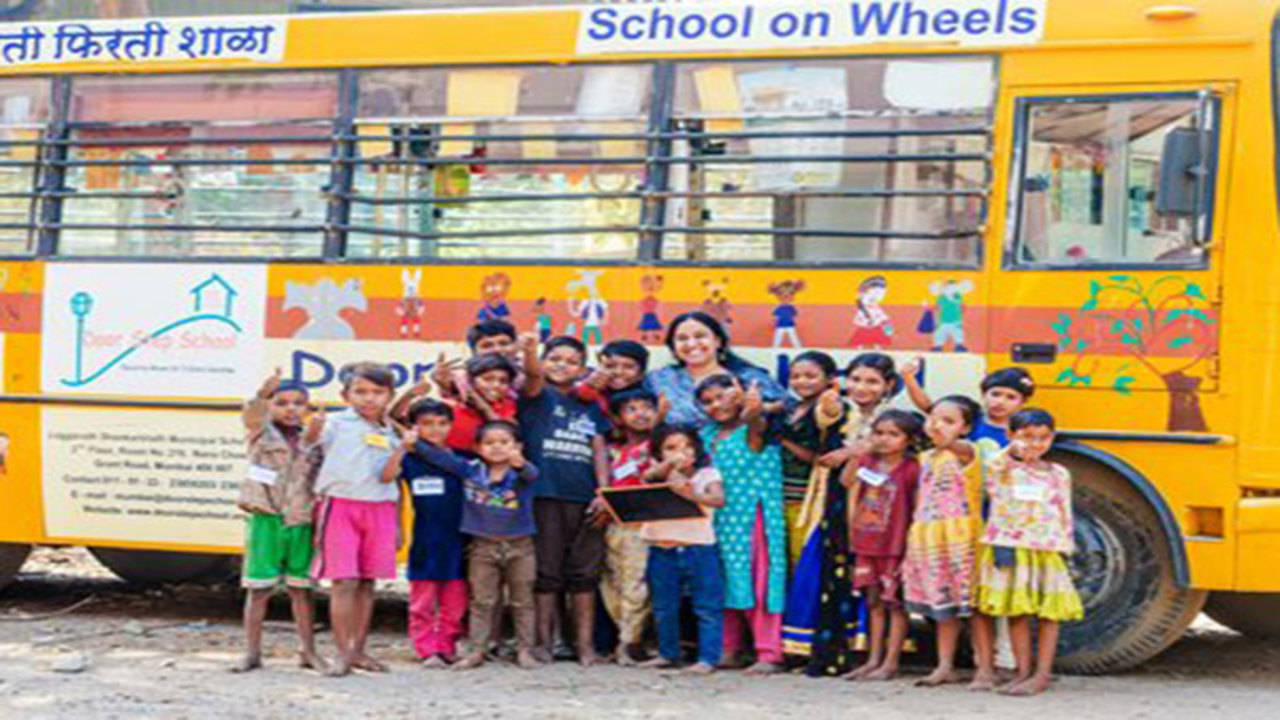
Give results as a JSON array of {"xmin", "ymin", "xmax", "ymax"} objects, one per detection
[
  {"xmin": 88, "ymin": 547, "xmax": 236, "ymax": 586},
  {"xmin": 0, "ymin": 543, "xmax": 32, "ymax": 590},
  {"xmin": 1050, "ymin": 451, "xmax": 1206, "ymax": 674},
  {"xmin": 1203, "ymin": 592, "xmax": 1280, "ymax": 639}
]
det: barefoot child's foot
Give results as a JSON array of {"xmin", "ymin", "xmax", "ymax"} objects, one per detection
[
  {"xmin": 421, "ymin": 655, "xmax": 449, "ymax": 669},
  {"xmin": 452, "ymin": 653, "xmax": 485, "ymax": 671},
  {"xmin": 577, "ymin": 648, "xmax": 604, "ymax": 667},
  {"xmin": 639, "ymin": 656, "xmax": 679, "ymax": 669},
  {"xmin": 744, "ymin": 661, "xmax": 783, "ymax": 676},
  {"xmin": 841, "ymin": 660, "xmax": 878, "ymax": 681},
  {"xmin": 326, "ymin": 657, "xmax": 352, "ymax": 677},
  {"xmin": 298, "ymin": 651, "xmax": 329, "ymax": 672},
  {"xmin": 968, "ymin": 670, "xmax": 997, "ymax": 691},
  {"xmin": 351, "ymin": 654, "xmax": 389, "ymax": 673},
  {"xmin": 865, "ymin": 664, "xmax": 899, "ymax": 681},
  {"xmin": 230, "ymin": 653, "xmax": 262, "ymax": 673},
  {"xmin": 719, "ymin": 654, "xmax": 748, "ymax": 670},
  {"xmin": 683, "ymin": 661, "xmax": 716, "ymax": 675},
  {"xmin": 915, "ymin": 667, "xmax": 960, "ymax": 687},
  {"xmin": 516, "ymin": 650, "xmax": 540, "ymax": 669},
  {"xmin": 1000, "ymin": 674, "xmax": 1052, "ymax": 697},
  {"xmin": 530, "ymin": 647, "xmax": 553, "ymax": 665},
  {"xmin": 615, "ymin": 647, "xmax": 636, "ymax": 666}
]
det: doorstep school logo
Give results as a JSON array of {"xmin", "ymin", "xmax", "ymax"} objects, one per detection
[{"xmin": 576, "ymin": 0, "xmax": 1046, "ymax": 54}]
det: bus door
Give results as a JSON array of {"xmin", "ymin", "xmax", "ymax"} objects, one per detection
[{"xmin": 989, "ymin": 86, "xmax": 1229, "ymax": 434}]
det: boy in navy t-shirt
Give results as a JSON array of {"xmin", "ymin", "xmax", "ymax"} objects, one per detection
[
  {"xmin": 382, "ymin": 399, "xmax": 467, "ymax": 667},
  {"xmin": 518, "ymin": 334, "xmax": 611, "ymax": 665}
]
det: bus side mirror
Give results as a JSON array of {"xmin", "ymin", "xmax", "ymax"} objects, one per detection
[{"xmin": 1156, "ymin": 127, "xmax": 1208, "ymax": 217}]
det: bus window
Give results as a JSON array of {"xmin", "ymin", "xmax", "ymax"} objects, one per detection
[
  {"xmin": 0, "ymin": 78, "xmax": 50, "ymax": 255},
  {"xmin": 57, "ymin": 72, "xmax": 337, "ymax": 258},
  {"xmin": 346, "ymin": 65, "xmax": 651, "ymax": 260},
  {"xmin": 662, "ymin": 57, "xmax": 992, "ymax": 265},
  {"xmin": 1011, "ymin": 95, "xmax": 1211, "ymax": 266}
]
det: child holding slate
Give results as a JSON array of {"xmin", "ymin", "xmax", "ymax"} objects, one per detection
[
  {"xmin": 600, "ymin": 388, "xmax": 659, "ymax": 665},
  {"xmin": 640, "ymin": 424, "xmax": 725, "ymax": 674}
]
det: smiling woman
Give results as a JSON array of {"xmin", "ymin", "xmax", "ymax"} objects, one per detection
[{"xmin": 645, "ymin": 311, "xmax": 785, "ymax": 427}]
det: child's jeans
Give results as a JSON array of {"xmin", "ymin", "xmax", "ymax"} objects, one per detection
[
  {"xmin": 647, "ymin": 544, "xmax": 724, "ymax": 666},
  {"xmin": 468, "ymin": 536, "xmax": 536, "ymax": 652},
  {"xmin": 408, "ymin": 579, "xmax": 467, "ymax": 659}
]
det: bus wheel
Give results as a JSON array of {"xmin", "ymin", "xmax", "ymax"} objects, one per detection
[
  {"xmin": 1050, "ymin": 451, "xmax": 1206, "ymax": 674},
  {"xmin": 1204, "ymin": 592, "xmax": 1280, "ymax": 639},
  {"xmin": 88, "ymin": 547, "xmax": 236, "ymax": 586},
  {"xmin": 0, "ymin": 543, "xmax": 32, "ymax": 590}
]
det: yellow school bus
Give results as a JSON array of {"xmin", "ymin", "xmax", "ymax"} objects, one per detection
[{"xmin": 1, "ymin": 0, "xmax": 1278, "ymax": 672}]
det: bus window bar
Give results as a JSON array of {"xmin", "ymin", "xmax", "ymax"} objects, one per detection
[
  {"xmin": 356, "ymin": 108, "xmax": 984, "ymax": 126},
  {"xmin": 337, "ymin": 152, "xmax": 988, "ymax": 168},
  {"xmin": 332, "ymin": 127, "xmax": 991, "ymax": 143},
  {"xmin": 43, "ymin": 222, "xmax": 325, "ymax": 233},
  {"xmin": 337, "ymin": 187, "xmax": 988, "ymax": 205},
  {"xmin": 338, "ymin": 224, "xmax": 977, "ymax": 241},
  {"xmin": 36, "ymin": 151, "xmax": 987, "ymax": 169},
  {"xmin": 31, "ymin": 126, "xmax": 992, "ymax": 149}
]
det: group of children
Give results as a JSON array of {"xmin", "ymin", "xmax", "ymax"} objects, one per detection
[{"xmin": 233, "ymin": 318, "xmax": 1083, "ymax": 696}]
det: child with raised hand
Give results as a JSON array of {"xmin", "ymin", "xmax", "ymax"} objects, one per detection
[
  {"xmin": 432, "ymin": 318, "xmax": 522, "ymax": 400},
  {"xmin": 902, "ymin": 395, "xmax": 987, "ymax": 687},
  {"xmin": 407, "ymin": 420, "xmax": 541, "ymax": 670},
  {"xmin": 600, "ymin": 388, "xmax": 660, "ymax": 665},
  {"xmin": 381, "ymin": 399, "xmax": 468, "ymax": 668},
  {"xmin": 306, "ymin": 362, "xmax": 401, "ymax": 677},
  {"xmin": 841, "ymin": 409, "xmax": 924, "ymax": 681},
  {"xmin": 233, "ymin": 369, "xmax": 326, "ymax": 674},
  {"xmin": 974, "ymin": 409, "xmax": 1083, "ymax": 696},
  {"xmin": 901, "ymin": 361, "xmax": 1034, "ymax": 454},
  {"xmin": 640, "ymin": 424, "xmax": 726, "ymax": 674},
  {"xmin": 444, "ymin": 354, "xmax": 518, "ymax": 455},
  {"xmin": 816, "ymin": 353, "xmax": 900, "ymax": 468},
  {"xmin": 520, "ymin": 334, "xmax": 613, "ymax": 666},
  {"xmin": 697, "ymin": 374, "xmax": 787, "ymax": 675}
]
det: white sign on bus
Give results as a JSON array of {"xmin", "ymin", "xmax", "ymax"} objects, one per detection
[{"xmin": 576, "ymin": 0, "xmax": 1047, "ymax": 54}]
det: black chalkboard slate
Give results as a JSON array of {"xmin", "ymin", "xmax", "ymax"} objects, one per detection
[{"xmin": 598, "ymin": 484, "xmax": 706, "ymax": 524}]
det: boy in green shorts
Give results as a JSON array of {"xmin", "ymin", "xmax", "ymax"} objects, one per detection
[{"xmin": 233, "ymin": 369, "xmax": 326, "ymax": 673}]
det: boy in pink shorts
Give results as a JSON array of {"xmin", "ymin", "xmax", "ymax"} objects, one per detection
[{"xmin": 306, "ymin": 362, "xmax": 401, "ymax": 677}]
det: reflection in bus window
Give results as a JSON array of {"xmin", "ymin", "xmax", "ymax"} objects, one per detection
[
  {"xmin": 662, "ymin": 57, "xmax": 992, "ymax": 265},
  {"xmin": 1014, "ymin": 96, "xmax": 1208, "ymax": 266},
  {"xmin": 347, "ymin": 65, "xmax": 651, "ymax": 260},
  {"xmin": 57, "ymin": 73, "xmax": 337, "ymax": 258},
  {"xmin": 0, "ymin": 79, "xmax": 51, "ymax": 255}
]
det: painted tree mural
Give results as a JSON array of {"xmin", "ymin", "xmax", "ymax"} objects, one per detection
[{"xmin": 1051, "ymin": 275, "xmax": 1216, "ymax": 432}]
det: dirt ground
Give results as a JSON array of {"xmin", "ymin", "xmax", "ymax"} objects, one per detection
[{"xmin": 1, "ymin": 548, "xmax": 1277, "ymax": 720}]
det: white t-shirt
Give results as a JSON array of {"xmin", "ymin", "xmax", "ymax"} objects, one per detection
[{"xmin": 640, "ymin": 467, "xmax": 719, "ymax": 546}]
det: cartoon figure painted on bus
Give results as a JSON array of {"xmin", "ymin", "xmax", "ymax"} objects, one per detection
[
  {"xmin": 567, "ymin": 269, "xmax": 609, "ymax": 346},
  {"xmin": 285, "ymin": 277, "xmax": 368, "ymax": 341},
  {"xmin": 477, "ymin": 272, "xmax": 512, "ymax": 322},
  {"xmin": 702, "ymin": 277, "xmax": 732, "ymax": 330},
  {"xmin": 850, "ymin": 275, "xmax": 892, "ymax": 349},
  {"xmin": 532, "ymin": 297, "xmax": 553, "ymax": 343},
  {"xmin": 0, "ymin": 431, "xmax": 8, "ymax": 477},
  {"xmin": 395, "ymin": 268, "xmax": 425, "ymax": 339},
  {"xmin": 926, "ymin": 278, "xmax": 974, "ymax": 352},
  {"xmin": 637, "ymin": 274, "xmax": 664, "ymax": 344},
  {"xmin": 768, "ymin": 279, "xmax": 804, "ymax": 348},
  {"xmin": 1051, "ymin": 274, "xmax": 1216, "ymax": 432}
]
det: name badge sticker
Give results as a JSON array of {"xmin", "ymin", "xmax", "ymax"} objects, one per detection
[
  {"xmin": 412, "ymin": 477, "xmax": 446, "ymax": 496},
  {"xmin": 856, "ymin": 467, "xmax": 888, "ymax": 487},
  {"xmin": 1013, "ymin": 481, "xmax": 1049, "ymax": 503},
  {"xmin": 246, "ymin": 464, "xmax": 278, "ymax": 486},
  {"xmin": 614, "ymin": 459, "xmax": 640, "ymax": 480},
  {"xmin": 364, "ymin": 433, "xmax": 390, "ymax": 449}
]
